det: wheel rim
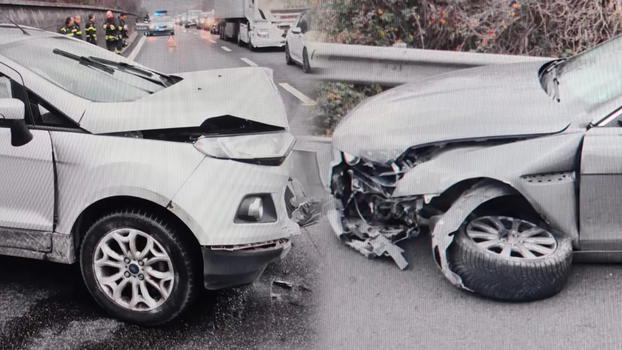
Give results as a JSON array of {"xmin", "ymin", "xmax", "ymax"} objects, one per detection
[
  {"xmin": 465, "ymin": 216, "xmax": 557, "ymax": 259},
  {"xmin": 93, "ymin": 228, "xmax": 175, "ymax": 312}
]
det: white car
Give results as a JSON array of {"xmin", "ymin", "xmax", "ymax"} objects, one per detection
[
  {"xmin": 285, "ymin": 11, "xmax": 316, "ymax": 73},
  {"xmin": 0, "ymin": 25, "xmax": 300, "ymax": 325}
]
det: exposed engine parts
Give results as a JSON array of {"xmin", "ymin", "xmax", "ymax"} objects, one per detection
[{"xmin": 330, "ymin": 152, "xmax": 429, "ymax": 269}]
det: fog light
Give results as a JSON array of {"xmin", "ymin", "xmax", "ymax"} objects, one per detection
[
  {"xmin": 239, "ymin": 197, "xmax": 264, "ymax": 221},
  {"xmin": 235, "ymin": 194, "xmax": 277, "ymax": 223}
]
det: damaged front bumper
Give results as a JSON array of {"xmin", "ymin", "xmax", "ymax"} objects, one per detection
[
  {"xmin": 328, "ymin": 153, "xmax": 428, "ymax": 269},
  {"xmin": 202, "ymin": 239, "xmax": 291, "ymax": 290}
]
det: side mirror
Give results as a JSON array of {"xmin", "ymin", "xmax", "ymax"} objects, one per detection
[
  {"xmin": 0, "ymin": 99, "xmax": 32, "ymax": 147},
  {"xmin": 291, "ymin": 27, "xmax": 302, "ymax": 35}
]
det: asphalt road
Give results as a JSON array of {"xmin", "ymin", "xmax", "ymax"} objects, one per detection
[{"xmin": 305, "ymin": 185, "xmax": 622, "ymax": 350}]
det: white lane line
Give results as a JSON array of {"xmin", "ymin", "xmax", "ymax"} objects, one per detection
[
  {"xmin": 279, "ymin": 83, "xmax": 317, "ymax": 106},
  {"xmin": 127, "ymin": 35, "xmax": 147, "ymax": 61},
  {"xmin": 221, "ymin": 46, "xmax": 232, "ymax": 52},
  {"xmin": 207, "ymin": 38, "xmax": 216, "ymax": 44},
  {"xmin": 240, "ymin": 58, "xmax": 258, "ymax": 67}
]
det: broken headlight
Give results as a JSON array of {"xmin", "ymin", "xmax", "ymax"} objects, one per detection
[{"xmin": 194, "ymin": 131, "xmax": 295, "ymax": 165}]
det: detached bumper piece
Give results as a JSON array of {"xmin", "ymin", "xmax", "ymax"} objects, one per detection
[
  {"xmin": 202, "ymin": 239, "xmax": 291, "ymax": 290},
  {"xmin": 329, "ymin": 155, "xmax": 423, "ymax": 269}
]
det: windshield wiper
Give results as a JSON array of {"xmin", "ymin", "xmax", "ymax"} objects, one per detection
[
  {"xmin": 53, "ymin": 48, "xmax": 114, "ymax": 75},
  {"xmin": 87, "ymin": 56, "xmax": 166, "ymax": 87},
  {"xmin": 88, "ymin": 56, "xmax": 181, "ymax": 87}
]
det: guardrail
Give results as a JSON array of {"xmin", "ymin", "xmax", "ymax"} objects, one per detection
[{"xmin": 310, "ymin": 42, "xmax": 554, "ymax": 86}]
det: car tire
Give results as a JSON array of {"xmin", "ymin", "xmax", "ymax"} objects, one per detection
[
  {"xmin": 285, "ymin": 44, "xmax": 294, "ymax": 65},
  {"xmin": 237, "ymin": 32, "xmax": 243, "ymax": 47},
  {"xmin": 80, "ymin": 210, "xmax": 200, "ymax": 326},
  {"xmin": 302, "ymin": 48, "xmax": 312, "ymax": 73},
  {"xmin": 248, "ymin": 35, "xmax": 256, "ymax": 51},
  {"xmin": 447, "ymin": 215, "xmax": 573, "ymax": 302}
]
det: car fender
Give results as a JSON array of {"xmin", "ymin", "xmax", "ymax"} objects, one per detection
[
  {"xmin": 51, "ymin": 132, "xmax": 205, "ymax": 235},
  {"xmin": 394, "ymin": 131, "xmax": 585, "ymax": 242},
  {"xmin": 430, "ymin": 180, "xmax": 514, "ymax": 289}
]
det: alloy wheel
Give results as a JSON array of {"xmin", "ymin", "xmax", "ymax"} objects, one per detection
[
  {"xmin": 93, "ymin": 228, "xmax": 175, "ymax": 311},
  {"xmin": 465, "ymin": 216, "xmax": 557, "ymax": 259}
]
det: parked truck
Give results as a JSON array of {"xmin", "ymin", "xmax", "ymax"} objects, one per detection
[{"xmin": 216, "ymin": 0, "xmax": 309, "ymax": 50}]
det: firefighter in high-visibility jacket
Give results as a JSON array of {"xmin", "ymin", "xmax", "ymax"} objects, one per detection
[
  {"xmin": 59, "ymin": 17, "xmax": 74, "ymax": 37},
  {"xmin": 117, "ymin": 13, "xmax": 129, "ymax": 51},
  {"xmin": 85, "ymin": 14, "xmax": 97, "ymax": 45},
  {"xmin": 71, "ymin": 15, "xmax": 83, "ymax": 40},
  {"xmin": 103, "ymin": 11, "xmax": 119, "ymax": 53}
]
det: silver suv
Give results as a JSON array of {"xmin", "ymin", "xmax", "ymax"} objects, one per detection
[{"xmin": 0, "ymin": 25, "xmax": 300, "ymax": 326}]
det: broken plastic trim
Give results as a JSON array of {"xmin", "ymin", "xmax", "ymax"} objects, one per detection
[
  {"xmin": 210, "ymin": 238, "xmax": 289, "ymax": 252},
  {"xmin": 329, "ymin": 152, "xmax": 429, "ymax": 269}
]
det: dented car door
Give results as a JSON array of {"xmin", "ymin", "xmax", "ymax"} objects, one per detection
[{"xmin": 580, "ymin": 126, "xmax": 622, "ymax": 250}]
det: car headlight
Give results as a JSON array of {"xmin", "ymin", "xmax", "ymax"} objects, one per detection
[
  {"xmin": 194, "ymin": 131, "xmax": 296, "ymax": 164},
  {"xmin": 256, "ymin": 29, "xmax": 269, "ymax": 37}
]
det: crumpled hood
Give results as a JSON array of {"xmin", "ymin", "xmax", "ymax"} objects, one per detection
[
  {"xmin": 333, "ymin": 61, "xmax": 582, "ymax": 163},
  {"xmin": 79, "ymin": 67, "xmax": 288, "ymax": 133}
]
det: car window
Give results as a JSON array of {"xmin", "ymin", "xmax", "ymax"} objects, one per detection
[
  {"xmin": 0, "ymin": 76, "xmax": 11, "ymax": 98},
  {"xmin": 560, "ymin": 38, "xmax": 622, "ymax": 109},
  {"xmin": 27, "ymin": 91, "xmax": 77, "ymax": 128},
  {"xmin": 0, "ymin": 37, "xmax": 166, "ymax": 103},
  {"xmin": 298, "ymin": 15, "xmax": 309, "ymax": 33}
]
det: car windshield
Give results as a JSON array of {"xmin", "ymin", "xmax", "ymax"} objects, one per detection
[
  {"xmin": 153, "ymin": 16, "xmax": 172, "ymax": 24},
  {"xmin": 556, "ymin": 36, "xmax": 622, "ymax": 109},
  {"xmin": 0, "ymin": 37, "xmax": 175, "ymax": 102}
]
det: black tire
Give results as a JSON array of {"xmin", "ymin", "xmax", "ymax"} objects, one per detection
[
  {"xmin": 302, "ymin": 48, "xmax": 312, "ymax": 73},
  {"xmin": 447, "ymin": 216, "xmax": 573, "ymax": 302},
  {"xmin": 80, "ymin": 210, "xmax": 200, "ymax": 326},
  {"xmin": 237, "ymin": 32, "xmax": 243, "ymax": 46},
  {"xmin": 248, "ymin": 34, "xmax": 256, "ymax": 51},
  {"xmin": 285, "ymin": 44, "xmax": 294, "ymax": 65}
]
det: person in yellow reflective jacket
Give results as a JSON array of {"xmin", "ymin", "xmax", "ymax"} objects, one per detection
[
  {"xmin": 103, "ymin": 10, "xmax": 120, "ymax": 53},
  {"xmin": 59, "ymin": 17, "xmax": 74, "ymax": 37},
  {"xmin": 117, "ymin": 13, "xmax": 129, "ymax": 51},
  {"xmin": 85, "ymin": 14, "xmax": 97, "ymax": 45},
  {"xmin": 71, "ymin": 15, "xmax": 83, "ymax": 40}
]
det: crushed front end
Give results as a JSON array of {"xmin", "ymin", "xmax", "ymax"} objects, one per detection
[{"xmin": 328, "ymin": 150, "xmax": 432, "ymax": 269}]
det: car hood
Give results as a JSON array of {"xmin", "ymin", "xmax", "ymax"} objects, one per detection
[
  {"xmin": 79, "ymin": 67, "xmax": 288, "ymax": 134},
  {"xmin": 332, "ymin": 61, "xmax": 583, "ymax": 163}
]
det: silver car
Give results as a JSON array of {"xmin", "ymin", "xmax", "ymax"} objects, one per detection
[
  {"xmin": 0, "ymin": 25, "xmax": 300, "ymax": 325},
  {"xmin": 328, "ymin": 35, "xmax": 622, "ymax": 301}
]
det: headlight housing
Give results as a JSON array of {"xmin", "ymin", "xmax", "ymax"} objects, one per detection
[
  {"xmin": 194, "ymin": 131, "xmax": 296, "ymax": 165},
  {"xmin": 256, "ymin": 29, "xmax": 269, "ymax": 38}
]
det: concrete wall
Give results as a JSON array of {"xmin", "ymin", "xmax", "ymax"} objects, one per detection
[{"xmin": 0, "ymin": 0, "xmax": 136, "ymax": 48}]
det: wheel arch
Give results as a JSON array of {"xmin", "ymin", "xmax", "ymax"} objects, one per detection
[
  {"xmin": 428, "ymin": 177, "xmax": 541, "ymax": 221},
  {"xmin": 70, "ymin": 196, "xmax": 201, "ymax": 260}
]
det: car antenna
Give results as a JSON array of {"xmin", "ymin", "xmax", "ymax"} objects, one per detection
[{"xmin": 6, "ymin": 18, "xmax": 30, "ymax": 36}]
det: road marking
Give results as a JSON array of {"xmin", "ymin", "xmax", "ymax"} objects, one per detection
[
  {"xmin": 127, "ymin": 35, "xmax": 146, "ymax": 61},
  {"xmin": 279, "ymin": 83, "xmax": 317, "ymax": 106},
  {"xmin": 221, "ymin": 46, "xmax": 232, "ymax": 52},
  {"xmin": 240, "ymin": 58, "xmax": 258, "ymax": 67},
  {"xmin": 208, "ymin": 38, "xmax": 216, "ymax": 44}
]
